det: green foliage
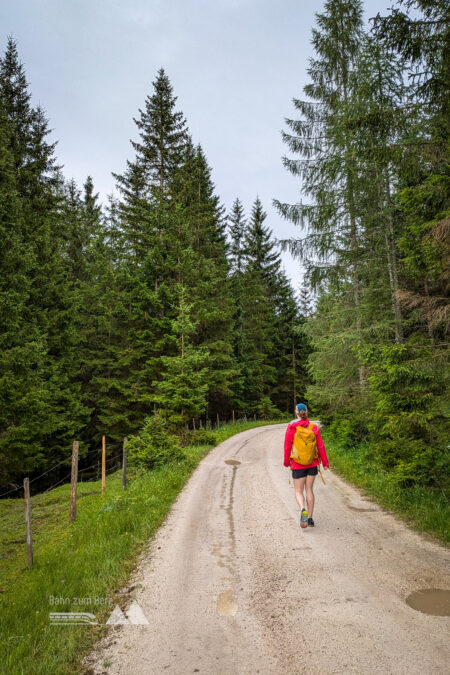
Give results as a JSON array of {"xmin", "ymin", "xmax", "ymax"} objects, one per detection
[
  {"xmin": 278, "ymin": 0, "xmax": 449, "ymax": 495},
  {"xmin": 398, "ymin": 176, "xmax": 449, "ymax": 280},
  {"xmin": 254, "ymin": 396, "xmax": 283, "ymax": 419},
  {"xmin": 170, "ymin": 143, "xmax": 237, "ymax": 414},
  {"xmin": 326, "ymin": 413, "xmax": 368, "ymax": 449},
  {"xmin": 5, "ymin": 1, "xmax": 447, "ymax": 510},
  {"xmin": 0, "ymin": 37, "xmax": 90, "ymax": 483},
  {"xmin": 228, "ymin": 197, "xmax": 246, "ymax": 274},
  {"xmin": 152, "ymin": 286, "xmax": 209, "ymax": 427},
  {"xmin": 362, "ymin": 343, "xmax": 449, "ymax": 489},
  {"xmin": 227, "ymin": 196, "xmax": 306, "ymax": 415},
  {"xmin": 325, "ymin": 432, "xmax": 450, "ymax": 544},
  {"xmin": 126, "ymin": 413, "xmax": 184, "ymax": 470},
  {"xmin": 0, "ymin": 39, "xmax": 306, "ymax": 491},
  {"xmin": 185, "ymin": 429, "xmax": 218, "ymax": 446}
]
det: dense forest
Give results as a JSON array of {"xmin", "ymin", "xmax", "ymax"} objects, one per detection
[
  {"xmin": 0, "ymin": 38, "xmax": 309, "ymax": 492},
  {"xmin": 276, "ymin": 0, "xmax": 449, "ymax": 492},
  {"xmin": 1, "ymin": 0, "xmax": 448, "ymax": 496}
]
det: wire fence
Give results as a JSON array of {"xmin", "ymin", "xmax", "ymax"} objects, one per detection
[
  {"xmin": 0, "ymin": 434, "xmax": 130, "ymax": 569},
  {"xmin": 0, "ymin": 441, "xmax": 124, "ymax": 499},
  {"xmin": 0, "ymin": 414, "xmax": 254, "ymax": 571},
  {"xmin": 2, "ymin": 412, "xmax": 265, "ymax": 503}
]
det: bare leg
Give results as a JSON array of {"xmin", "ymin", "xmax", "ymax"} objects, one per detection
[
  {"xmin": 305, "ymin": 474, "xmax": 316, "ymax": 517},
  {"xmin": 293, "ymin": 477, "xmax": 307, "ymax": 510}
]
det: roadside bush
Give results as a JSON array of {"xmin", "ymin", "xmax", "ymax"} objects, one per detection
[
  {"xmin": 327, "ymin": 418, "xmax": 356, "ymax": 447},
  {"xmin": 326, "ymin": 409, "xmax": 368, "ymax": 448},
  {"xmin": 255, "ymin": 397, "xmax": 283, "ymax": 420},
  {"xmin": 185, "ymin": 429, "xmax": 218, "ymax": 446},
  {"xmin": 126, "ymin": 413, "xmax": 185, "ymax": 469}
]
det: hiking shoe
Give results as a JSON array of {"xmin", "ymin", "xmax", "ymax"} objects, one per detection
[
  {"xmin": 307, "ymin": 517, "xmax": 315, "ymax": 527},
  {"xmin": 300, "ymin": 508, "xmax": 308, "ymax": 528}
]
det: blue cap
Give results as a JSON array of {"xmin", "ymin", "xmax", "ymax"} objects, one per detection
[{"xmin": 296, "ymin": 403, "xmax": 307, "ymax": 411}]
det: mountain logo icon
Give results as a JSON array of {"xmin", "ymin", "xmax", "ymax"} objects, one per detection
[{"xmin": 106, "ymin": 600, "xmax": 149, "ymax": 625}]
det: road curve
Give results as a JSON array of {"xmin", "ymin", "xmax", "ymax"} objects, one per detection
[{"xmin": 86, "ymin": 425, "xmax": 450, "ymax": 674}]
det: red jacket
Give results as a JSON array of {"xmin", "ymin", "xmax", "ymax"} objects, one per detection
[{"xmin": 284, "ymin": 418, "xmax": 329, "ymax": 470}]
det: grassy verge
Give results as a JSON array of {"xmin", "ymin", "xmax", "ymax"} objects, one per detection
[
  {"xmin": 325, "ymin": 432, "xmax": 450, "ymax": 546},
  {"xmin": 0, "ymin": 419, "xmax": 282, "ymax": 674}
]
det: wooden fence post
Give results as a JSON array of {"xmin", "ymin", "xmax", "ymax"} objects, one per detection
[
  {"xmin": 24, "ymin": 478, "xmax": 33, "ymax": 568},
  {"xmin": 122, "ymin": 437, "xmax": 128, "ymax": 491},
  {"xmin": 192, "ymin": 418, "xmax": 196, "ymax": 430},
  {"xmin": 216, "ymin": 412, "xmax": 220, "ymax": 428},
  {"xmin": 101, "ymin": 435, "xmax": 106, "ymax": 493},
  {"xmin": 69, "ymin": 441, "xmax": 79, "ymax": 523},
  {"xmin": 232, "ymin": 409, "xmax": 235, "ymax": 423}
]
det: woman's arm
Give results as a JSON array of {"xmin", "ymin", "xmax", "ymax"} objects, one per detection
[
  {"xmin": 283, "ymin": 424, "xmax": 296, "ymax": 467},
  {"xmin": 313, "ymin": 425, "xmax": 329, "ymax": 468}
]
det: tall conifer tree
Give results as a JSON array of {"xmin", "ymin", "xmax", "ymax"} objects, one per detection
[
  {"xmin": 0, "ymin": 38, "xmax": 88, "ymax": 480},
  {"xmin": 170, "ymin": 143, "xmax": 236, "ymax": 418},
  {"xmin": 228, "ymin": 198, "xmax": 246, "ymax": 274},
  {"xmin": 105, "ymin": 70, "xmax": 189, "ymax": 438}
]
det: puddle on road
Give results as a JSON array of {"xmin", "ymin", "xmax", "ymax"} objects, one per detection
[
  {"xmin": 406, "ymin": 589, "xmax": 450, "ymax": 616},
  {"xmin": 216, "ymin": 589, "xmax": 238, "ymax": 616},
  {"xmin": 225, "ymin": 459, "xmax": 241, "ymax": 465},
  {"xmin": 212, "ymin": 543, "xmax": 233, "ymax": 572}
]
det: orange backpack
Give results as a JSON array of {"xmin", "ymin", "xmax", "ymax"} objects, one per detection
[{"xmin": 290, "ymin": 423, "xmax": 317, "ymax": 465}]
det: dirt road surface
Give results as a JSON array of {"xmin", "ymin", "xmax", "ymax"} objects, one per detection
[{"xmin": 86, "ymin": 425, "xmax": 450, "ymax": 674}]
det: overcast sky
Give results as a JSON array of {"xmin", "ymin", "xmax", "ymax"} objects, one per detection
[{"xmin": 1, "ymin": 0, "xmax": 392, "ymax": 288}]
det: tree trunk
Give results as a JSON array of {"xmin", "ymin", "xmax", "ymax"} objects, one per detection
[
  {"xmin": 385, "ymin": 180, "xmax": 403, "ymax": 343},
  {"xmin": 348, "ymin": 194, "xmax": 367, "ymax": 387},
  {"xmin": 291, "ymin": 319, "xmax": 296, "ymax": 410}
]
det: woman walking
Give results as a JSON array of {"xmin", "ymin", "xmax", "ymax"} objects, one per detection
[{"xmin": 284, "ymin": 403, "xmax": 329, "ymax": 527}]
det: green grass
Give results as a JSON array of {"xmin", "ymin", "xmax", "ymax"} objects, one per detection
[
  {"xmin": 325, "ymin": 432, "xmax": 450, "ymax": 546},
  {"xmin": 0, "ymin": 419, "xmax": 282, "ymax": 674}
]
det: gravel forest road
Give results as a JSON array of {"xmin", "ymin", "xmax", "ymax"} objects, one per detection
[{"xmin": 86, "ymin": 424, "xmax": 450, "ymax": 675}]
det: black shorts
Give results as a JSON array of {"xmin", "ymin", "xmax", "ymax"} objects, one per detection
[{"xmin": 292, "ymin": 466, "xmax": 318, "ymax": 479}]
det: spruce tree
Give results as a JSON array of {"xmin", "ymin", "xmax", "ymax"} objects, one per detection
[
  {"xmin": 0, "ymin": 97, "xmax": 52, "ymax": 483},
  {"xmin": 275, "ymin": 0, "xmax": 367, "ymax": 394},
  {"xmin": 227, "ymin": 196, "xmax": 308, "ymax": 415},
  {"xmin": 277, "ymin": 0, "xmax": 449, "ymax": 491},
  {"xmin": 275, "ymin": 0, "xmax": 363, "ymax": 286},
  {"xmin": 106, "ymin": 70, "xmax": 190, "ymax": 439},
  {"xmin": 270, "ymin": 270, "xmax": 308, "ymax": 414},
  {"xmin": 169, "ymin": 143, "xmax": 236, "ymax": 420},
  {"xmin": 228, "ymin": 198, "xmax": 246, "ymax": 274},
  {"xmin": 244, "ymin": 197, "xmax": 281, "ymax": 287},
  {"xmin": 365, "ymin": 1, "xmax": 450, "ymax": 487},
  {"xmin": 123, "ymin": 68, "xmax": 189, "ymax": 203},
  {"xmin": 79, "ymin": 201, "xmax": 130, "ymax": 447},
  {"xmin": 227, "ymin": 198, "xmax": 248, "ymax": 411},
  {"xmin": 0, "ymin": 38, "xmax": 88, "ymax": 482},
  {"xmin": 152, "ymin": 286, "xmax": 208, "ymax": 430},
  {"xmin": 297, "ymin": 284, "xmax": 313, "ymax": 318},
  {"xmin": 239, "ymin": 198, "xmax": 279, "ymax": 412}
]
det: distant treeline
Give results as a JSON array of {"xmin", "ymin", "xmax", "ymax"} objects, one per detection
[
  {"xmin": 0, "ymin": 39, "xmax": 309, "ymax": 492},
  {"xmin": 276, "ymin": 0, "xmax": 449, "ymax": 491}
]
